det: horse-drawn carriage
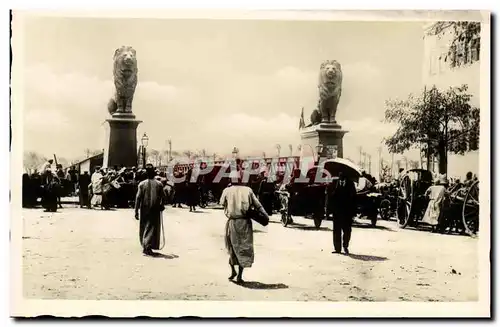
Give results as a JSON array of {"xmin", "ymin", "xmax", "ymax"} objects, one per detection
[
  {"xmin": 374, "ymin": 182, "xmax": 398, "ymax": 221},
  {"xmin": 278, "ymin": 158, "xmax": 363, "ymax": 229},
  {"xmin": 396, "ymin": 169, "xmax": 434, "ymax": 228},
  {"xmin": 446, "ymin": 179, "xmax": 480, "ymax": 236},
  {"xmin": 396, "ymin": 169, "xmax": 480, "ymax": 236}
]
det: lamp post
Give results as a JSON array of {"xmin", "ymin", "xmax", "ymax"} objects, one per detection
[
  {"xmin": 167, "ymin": 139, "xmax": 172, "ymax": 163},
  {"xmin": 141, "ymin": 133, "xmax": 149, "ymax": 168},
  {"xmin": 316, "ymin": 144, "xmax": 324, "ymax": 163}
]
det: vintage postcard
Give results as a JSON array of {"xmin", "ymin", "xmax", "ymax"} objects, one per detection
[{"xmin": 10, "ymin": 9, "xmax": 490, "ymax": 318}]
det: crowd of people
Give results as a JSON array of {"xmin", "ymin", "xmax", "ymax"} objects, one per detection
[{"xmin": 22, "ymin": 159, "xmax": 479, "ymax": 283}]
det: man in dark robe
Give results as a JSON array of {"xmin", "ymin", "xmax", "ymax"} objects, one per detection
[
  {"xmin": 257, "ymin": 172, "xmax": 274, "ymax": 215},
  {"xmin": 55, "ymin": 164, "xmax": 65, "ymax": 208},
  {"xmin": 329, "ymin": 172, "xmax": 357, "ymax": 255},
  {"xmin": 41, "ymin": 170, "xmax": 60, "ymax": 212},
  {"xmin": 172, "ymin": 172, "xmax": 186, "ymax": 208},
  {"xmin": 78, "ymin": 171, "xmax": 91, "ymax": 208},
  {"xmin": 135, "ymin": 164, "xmax": 167, "ymax": 256}
]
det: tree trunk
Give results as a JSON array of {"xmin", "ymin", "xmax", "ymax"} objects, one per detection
[
  {"xmin": 437, "ymin": 140, "xmax": 447, "ymax": 175},
  {"xmin": 426, "ymin": 144, "xmax": 432, "ymax": 171}
]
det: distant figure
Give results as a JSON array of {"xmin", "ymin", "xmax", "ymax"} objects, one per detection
[
  {"xmin": 172, "ymin": 172, "xmax": 185, "ymax": 208},
  {"xmin": 135, "ymin": 164, "xmax": 167, "ymax": 256},
  {"xmin": 330, "ymin": 172, "xmax": 357, "ymax": 255},
  {"xmin": 464, "ymin": 171, "xmax": 474, "ymax": 188},
  {"xmin": 186, "ymin": 180, "xmax": 199, "ymax": 212},
  {"xmin": 55, "ymin": 164, "xmax": 65, "ymax": 208},
  {"xmin": 22, "ymin": 173, "xmax": 31, "ymax": 208},
  {"xmin": 41, "ymin": 170, "xmax": 60, "ymax": 212},
  {"xmin": 422, "ymin": 175, "xmax": 448, "ymax": 231},
  {"xmin": 257, "ymin": 171, "xmax": 274, "ymax": 215},
  {"xmin": 78, "ymin": 171, "xmax": 91, "ymax": 208},
  {"xmin": 41, "ymin": 159, "xmax": 54, "ymax": 175},
  {"xmin": 357, "ymin": 171, "xmax": 374, "ymax": 193},
  {"xmin": 219, "ymin": 170, "xmax": 269, "ymax": 283},
  {"xmin": 90, "ymin": 166, "xmax": 104, "ymax": 208}
]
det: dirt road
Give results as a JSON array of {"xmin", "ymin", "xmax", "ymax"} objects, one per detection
[{"xmin": 22, "ymin": 206, "xmax": 478, "ymax": 301}]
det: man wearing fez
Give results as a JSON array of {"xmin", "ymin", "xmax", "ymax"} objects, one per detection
[
  {"xmin": 220, "ymin": 169, "xmax": 269, "ymax": 283},
  {"xmin": 135, "ymin": 164, "xmax": 167, "ymax": 256}
]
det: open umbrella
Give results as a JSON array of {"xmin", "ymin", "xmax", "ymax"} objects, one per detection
[{"xmin": 321, "ymin": 158, "xmax": 362, "ymax": 182}]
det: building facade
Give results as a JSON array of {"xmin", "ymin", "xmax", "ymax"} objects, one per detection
[{"xmin": 422, "ymin": 22, "xmax": 480, "ymax": 179}]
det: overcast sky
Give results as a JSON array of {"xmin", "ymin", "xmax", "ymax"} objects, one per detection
[{"xmin": 20, "ymin": 16, "xmax": 427, "ymax": 164}]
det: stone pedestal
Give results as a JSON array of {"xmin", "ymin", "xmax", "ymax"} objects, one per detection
[
  {"xmin": 103, "ymin": 113, "xmax": 142, "ymax": 168},
  {"xmin": 300, "ymin": 123, "xmax": 348, "ymax": 160}
]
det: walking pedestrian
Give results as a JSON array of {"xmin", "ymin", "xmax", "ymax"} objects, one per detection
[
  {"xmin": 135, "ymin": 164, "xmax": 167, "ymax": 256},
  {"xmin": 330, "ymin": 172, "xmax": 357, "ymax": 255},
  {"xmin": 220, "ymin": 170, "xmax": 270, "ymax": 284}
]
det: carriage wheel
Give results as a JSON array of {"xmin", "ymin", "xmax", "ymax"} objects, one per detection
[
  {"xmin": 396, "ymin": 177, "xmax": 413, "ymax": 228},
  {"xmin": 462, "ymin": 180, "xmax": 479, "ymax": 237},
  {"xmin": 281, "ymin": 211, "xmax": 289, "ymax": 227},
  {"xmin": 379, "ymin": 199, "xmax": 391, "ymax": 220}
]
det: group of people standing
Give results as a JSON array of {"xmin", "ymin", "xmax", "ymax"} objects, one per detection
[
  {"xmin": 23, "ymin": 160, "xmax": 362, "ymax": 284},
  {"xmin": 27, "ymin": 160, "xmax": 371, "ymax": 287},
  {"xmin": 23, "ymin": 159, "xmax": 65, "ymax": 212}
]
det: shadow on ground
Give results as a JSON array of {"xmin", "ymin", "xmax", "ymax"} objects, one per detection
[
  {"xmin": 286, "ymin": 222, "xmax": 331, "ymax": 232},
  {"xmin": 353, "ymin": 222, "xmax": 396, "ymax": 232},
  {"xmin": 232, "ymin": 280, "xmax": 289, "ymax": 290},
  {"xmin": 150, "ymin": 253, "xmax": 179, "ymax": 259},
  {"xmin": 347, "ymin": 253, "xmax": 388, "ymax": 262}
]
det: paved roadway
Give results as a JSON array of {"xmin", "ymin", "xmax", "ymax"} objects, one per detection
[{"xmin": 22, "ymin": 205, "xmax": 478, "ymax": 301}]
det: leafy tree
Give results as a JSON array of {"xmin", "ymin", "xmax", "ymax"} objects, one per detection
[
  {"xmin": 84, "ymin": 148, "xmax": 103, "ymax": 158},
  {"xmin": 380, "ymin": 162, "xmax": 393, "ymax": 183},
  {"xmin": 384, "ymin": 84, "xmax": 479, "ymax": 175},
  {"xmin": 147, "ymin": 149, "xmax": 161, "ymax": 166},
  {"xmin": 426, "ymin": 21, "xmax": 481, "ymax": 68},
  {"xmin": 409, "ymin": 160, "xmax": 420, "ymax": 169},
  {"xmin": 23, "ymin": 151, "xmax": 48, "ymax": 174}
]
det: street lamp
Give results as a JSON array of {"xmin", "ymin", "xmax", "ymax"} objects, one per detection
[
  {"xmin": 141, "ymin": 133, "xmax": 149, "ymax": 167},
  {"xmin": 232, "ymin": 147, "xmax": 239, "ymax": 158}
]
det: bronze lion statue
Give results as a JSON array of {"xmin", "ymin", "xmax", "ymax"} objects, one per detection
[
  {"xmin": 108, "ymin": 46, "xmax": 138, "ymax": 115},
  {"xmin": 318, "ymin": 60, "xmax": 342, "ymax": 124}
]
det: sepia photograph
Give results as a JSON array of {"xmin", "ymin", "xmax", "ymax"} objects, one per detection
[{"xmin": 10, "ymin": 9, "xmax": 490, "ymax": 318}]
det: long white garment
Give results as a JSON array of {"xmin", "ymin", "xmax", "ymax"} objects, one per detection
[{"xmin": 421, "ymin": 185, "xmax": 446, "ymax": 226}]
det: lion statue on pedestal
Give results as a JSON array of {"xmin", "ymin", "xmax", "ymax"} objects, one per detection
[
  {"xmin": 108, "ymin": 46, "xmax": 138, "ymax": 116},
  {"xmin": 317, "ymin": 60, "xmax": 342, "ymax": 124}
]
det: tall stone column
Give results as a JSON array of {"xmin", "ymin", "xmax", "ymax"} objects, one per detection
[
  {"xmin": 300, "ymin": 123, "xmax": 347, "ymax": 160},
  {"xmin": 103, "ymin": 112, "xmax": 142, "ymax": 168}
]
